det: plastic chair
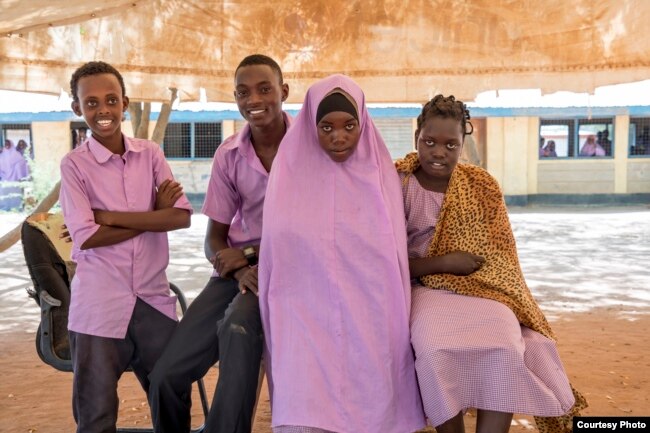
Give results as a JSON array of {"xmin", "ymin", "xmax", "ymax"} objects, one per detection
[{"xmin": 21, "ymin": 213, "xmax": 209, "ymax": 432}]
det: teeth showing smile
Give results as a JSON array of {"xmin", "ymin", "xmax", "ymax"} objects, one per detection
[
  {"xmin": 432, "ymin": 162, "xmax": 444, "ymax": 166},
  {"xmin": 97, "ymin": 119, "xmax": 112, "ymax": 127},
  {"xmin": 249, "ymin": 109, "xmax": 265, "ymax": 115}
]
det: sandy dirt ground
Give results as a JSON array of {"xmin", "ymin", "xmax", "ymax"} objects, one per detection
[
  {"xmin": 1, "ymin": 309, "xmax": 648, "ymax": 432},
  {"xmin": 1, "ymin": 210, "xmax": 649, "ymax": 432}
]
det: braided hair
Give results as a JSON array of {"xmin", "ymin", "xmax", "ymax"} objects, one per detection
[{"xmin": 415, "ymin": 94, "xmax": 473, "ymax": 141}]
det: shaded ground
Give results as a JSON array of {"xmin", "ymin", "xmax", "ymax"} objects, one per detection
[{"xmin": 1, "ymin": 209, "xmax": 649, "ymax": 432}]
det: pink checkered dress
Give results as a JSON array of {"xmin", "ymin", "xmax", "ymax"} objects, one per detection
[
  {"xmin": 274, "ymin": 427, "xmax": 335, "ymax": 433},
  {"xmin": 402, "ymin": 174, "xmax": 575, "ymax": 427}
]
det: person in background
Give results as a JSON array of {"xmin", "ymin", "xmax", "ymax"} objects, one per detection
[
  {"xmin": 0, "ymin": 139, "xmax": 28, "ymax": 181},
  {"xmin": 599, "ymin": 129, "xmax": 612, "ymax": 155},
  {"xmin": 538, "ymin": 137, "xmax": 546, "ymax": 157},
  {"xmin": 541, "ymin": 140, "xmax": 557, "ymax": 157},
  {"xmin": 579, "ymin": 135, "xmax": 605, "ymax": 156},
  {"xmin": 0, "ymin": 139, "xmax": 30, "ymax": 209},
  {"xmin": 16, "ymin": 139, "xmax": 28, "ymax": 155}
]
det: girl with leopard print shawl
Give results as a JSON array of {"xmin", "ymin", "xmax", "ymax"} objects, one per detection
[{"xmin": 396, "ymin": 95, "xmax": 587, "ymax": 433}]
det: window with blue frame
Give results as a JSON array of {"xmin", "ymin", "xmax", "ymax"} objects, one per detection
[
  {"xmin": 629, "ymin": 117, "xmax": 650, "ymax": 156},
  {"xmin": 539, "ymin": 118, "xmax": 613, "ymax": 158},
  {"xmin": 162, "ymin": 122, "xmax": 222, "ymax": 159}
]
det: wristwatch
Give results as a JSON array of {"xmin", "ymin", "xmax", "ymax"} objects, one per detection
[{"xmin": 242, "ymin": 246, "xmax": 258, "ymax": 266}]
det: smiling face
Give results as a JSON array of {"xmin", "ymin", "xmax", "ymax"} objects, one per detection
[
  {"xmin": 234, "ymin": 64, "xmax": 288, "ymax": 130},
  {"xmin": 415, "ymin": 116, "xmax": 463, "ymax": 185},
  {"xmin": 71, "ymin": 73, "xmax": 128, "ymax": 148}
]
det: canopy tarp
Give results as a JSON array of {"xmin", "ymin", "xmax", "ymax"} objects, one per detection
[{"xmin": 1, "ymin": 0, "xmax": 649, "ymax": 103}]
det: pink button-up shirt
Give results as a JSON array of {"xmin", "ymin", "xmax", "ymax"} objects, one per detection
[
  {"xmin": 202, "ymin": 114, "xmax": 291, "ymax": 263},
  {"xmin": 60, "ymin": 135, "xmax": 193, "ymax": 338}
]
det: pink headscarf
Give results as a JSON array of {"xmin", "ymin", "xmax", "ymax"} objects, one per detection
[
  {"xmin": 0, "ymin": 140, "xmax": 29, "ymax": 181},
  {"xmin": 261, "ymin": 74, "xmax": 410, "ymax": 289},
  {"xmin": 258, "ymin": 74, "xmax": 423, "ymax": 432}
]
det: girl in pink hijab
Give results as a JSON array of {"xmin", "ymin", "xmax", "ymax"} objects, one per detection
[
  {"xmin": 0, "ymin": 139, "xmax": 29, "ymax": 181},
  {"xmin": 0, "ymin": 139, "xmax": 29, "ymax": 210},
  {"xmin": 258, "ymin": 74, "xmax": 425, "ymax": 433},
  {"xmin": 579, "ymin": 135, "xmax": 606, "ymax": 156}
]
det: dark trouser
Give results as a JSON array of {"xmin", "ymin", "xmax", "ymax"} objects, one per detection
[
  {"xmin": 69, "ymin": 298, "xmax": 177, "ymax": 433},
  {"xmin": 148, "ymin": 277, "xmax": 263, "ymax": 433}
]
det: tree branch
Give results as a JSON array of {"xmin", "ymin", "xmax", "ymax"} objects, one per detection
[
  {"xmin": 135, "ymin": 102, "xmax": 151, "ymax": 139},
  {"xmin": 128, "ymin": 102, "xmax": 142, "ymax": 137},
  {"xmin": 152, "ymin": 87, "xmax": 178, "ymax": 144}
]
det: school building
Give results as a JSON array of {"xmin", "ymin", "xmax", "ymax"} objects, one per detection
[{"xmin": 2, "ymin": 105, "xmax": 649, "ymax": 208}]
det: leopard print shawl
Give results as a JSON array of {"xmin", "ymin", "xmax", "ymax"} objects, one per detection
[{"xmin": 396, "ymin": 152, "xmax": 587, "ymax": 433}]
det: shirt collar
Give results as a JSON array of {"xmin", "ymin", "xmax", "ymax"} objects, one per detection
[
  {"xmin": 237, "ymin": 111, "xmax": 291, "ymax": 158},
  {"xmin": 87, "ymin": 134, "xmax": 144, "ymax": 163}
]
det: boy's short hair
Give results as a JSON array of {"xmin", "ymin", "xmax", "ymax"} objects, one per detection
[
  {"xmin": 70, "ymin": 61, "xmax": 126, "ymax": 102},
  {"xmin": 235, "ymin": 54, "xmax": 284, "ymax": 84}
]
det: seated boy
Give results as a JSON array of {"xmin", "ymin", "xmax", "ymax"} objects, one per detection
[{"xmin": 148, "ymin": 54, "xmax": 290, "ymax": 433}]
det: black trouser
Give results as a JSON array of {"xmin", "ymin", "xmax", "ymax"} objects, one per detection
[
  {"xmin": 69, "ymin": 298, "xmax": 177, "ymax": 433},
  {"xmin": 148, "ymin": 277, "xmax": 263, "ymax": 433}
]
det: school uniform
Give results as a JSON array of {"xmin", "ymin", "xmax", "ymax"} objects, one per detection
[
  {"xmin": 258, "ymin": 76, "xmax": 425, "ymax": 433},
  {"xmin": 148, "ymin": 113, "xmax": 291, "ymax": 433},
  {"xmin": 0, "ymin": 143, "xmax": 29, "ymax": 209},
  {"xmin": 401, "ymin": 172, "xmax": 575, "ymax": 427},
  {"xmin": 59, "ymin": 135, "xmax": 193, "ymax": 433}
]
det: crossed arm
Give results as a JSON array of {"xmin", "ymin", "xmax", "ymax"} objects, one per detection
[{"xmin": 80, "ymin": 179, "xmax": 190, "ymax": 250}]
